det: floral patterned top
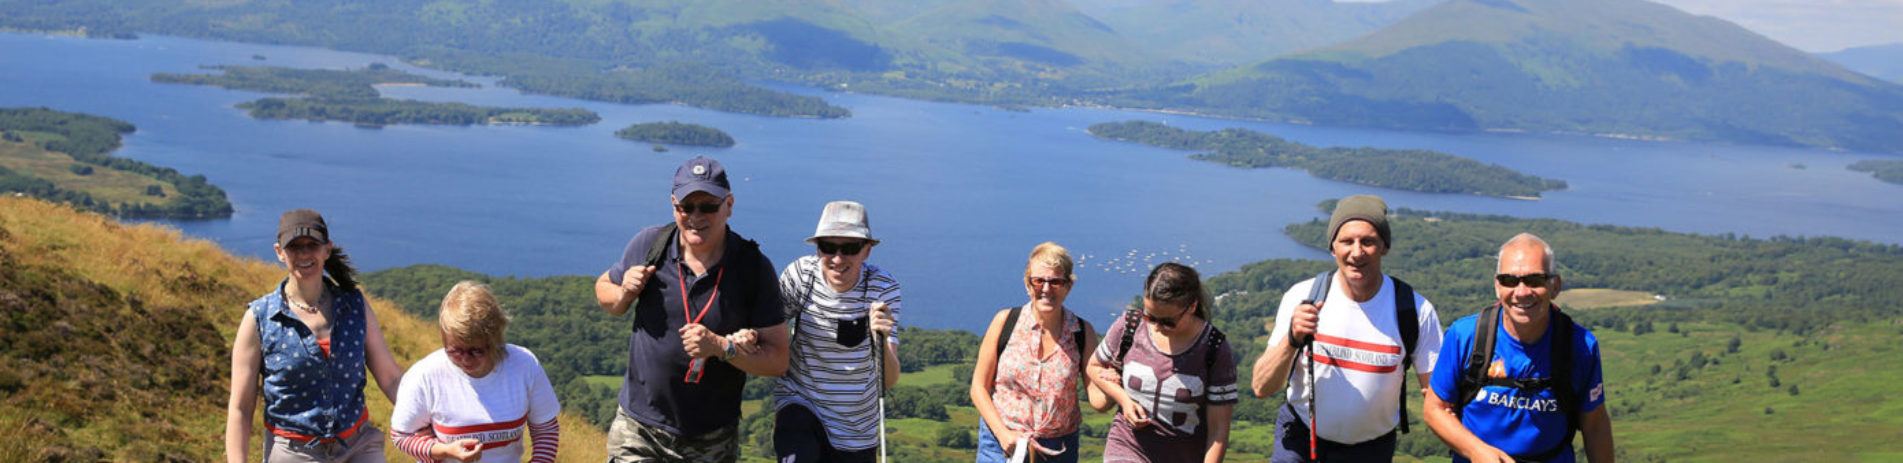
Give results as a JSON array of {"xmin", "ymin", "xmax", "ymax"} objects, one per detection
[{"xmin": 989, "ymin": 305, "xmax": 1085, "ymax": 438}]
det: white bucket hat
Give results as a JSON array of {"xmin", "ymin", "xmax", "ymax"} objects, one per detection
[{"xmin": 805, "ymin": 200, "xmax": 880, "ymax": 245}]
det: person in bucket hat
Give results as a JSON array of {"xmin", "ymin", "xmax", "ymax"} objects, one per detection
[
  {"xmin": 770, "ymin": 200, "xmax": 904, "ymax": 463},
  {"xmin": 594, "ymin": 156, "xmax": 789, "ymax": 462}
]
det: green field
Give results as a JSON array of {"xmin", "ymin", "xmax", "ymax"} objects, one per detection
[{"xmin": 0, "ymin": 137, "xmax": 176, "ymax": 205}]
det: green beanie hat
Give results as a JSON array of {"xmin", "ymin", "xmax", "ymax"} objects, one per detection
[{"xmin": 1327, "ymin": 195, "xmax": 1391, "ymax": 248}]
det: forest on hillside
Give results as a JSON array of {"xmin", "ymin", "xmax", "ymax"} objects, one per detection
[{"xmin": 1089, "ymin": 121, "xmax": 1568, "ymax": 197}]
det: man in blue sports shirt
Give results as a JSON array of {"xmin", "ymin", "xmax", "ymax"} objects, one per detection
[{"xmin": 1424, "ymin": 233, "xmax": 1615, "ymax": 463}]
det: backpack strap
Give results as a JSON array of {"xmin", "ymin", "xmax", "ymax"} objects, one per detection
[
  {"xmin": 1457, "ymin": 304, "xmax": 1503, "ymax": 413},
  {"xmin": 643, "ymin": 222, "xmax": 677, "ymax": 269},
  {"xmin": 1204, "ymin": 325, "xmax": 1227, "ymax": 374},
  {"xmin": 1543, "ymin": 308, "xmax": 1581, "ymax": 460},
  {"xmin": 1391, "ymin": 276, "xmax": 1419, "ymax": 434},
  {"xmin": 1114, "ymin": 309, "xmax": 1143, "ymax": 364},
  {"xmin": 1074, "ymin": 318, "xmax": 1092, "ymax": 377},
  {"xmin": 626, "ymin": 223, "xmax": 679, "ymax": 332},
  {"xmin": 995, "ymin": 306, "xmax": 1023, "ymax": 361}
]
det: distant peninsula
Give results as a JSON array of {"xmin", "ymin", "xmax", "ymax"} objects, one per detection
[
  {"xmin": 1848, "ymin": 159, "xmax": 1903, "ymax": 185},
  {"xmin": 0, "ymin": 107, "xmax": 232, "ymax": 218},
  {"xmin": 1089, "ymin": 121, "xmax": 1567, "ymax": 198},
  {"xmin": 151, "ymin": 65, "xmax": 600, "ymax": 127},
  {"xmin": 614, "ymin": 121, "xmax": 734, "ymax": 147}
]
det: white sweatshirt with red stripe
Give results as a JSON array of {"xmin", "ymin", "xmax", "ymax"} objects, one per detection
[{"xmin": 391, "ymin": 344, "xmax": 561, "ymax": 463}]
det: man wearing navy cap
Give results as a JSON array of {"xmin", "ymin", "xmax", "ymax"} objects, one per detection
[{"xmin": 595, "ymin": 156, "xmax": 789, "ymax": 462}]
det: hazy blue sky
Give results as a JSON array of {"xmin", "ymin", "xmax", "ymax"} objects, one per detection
[
  {"xmin": 1332, "ymin": 0, "xmax": 1903, "ymax": 52},
  {"xmin": 1651, "ymin": 0, "xmax": 1903, "ymax": 52}
]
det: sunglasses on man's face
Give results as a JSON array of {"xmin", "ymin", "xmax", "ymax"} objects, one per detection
[
  {"xmin": 673, "ymin": 201, "xmax": 723, "ymax": 215},
  {"xmin": 816, "ymin": 240, "xmax": 867, "ymax": 256},
  {"xmin": 1495, "ymin": 273, "xmax": 1554, "ymax": 288}
]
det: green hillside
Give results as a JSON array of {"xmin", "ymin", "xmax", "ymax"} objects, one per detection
[
  {"xmin": 1071, "ymin": 0, "xmax": 1439, "ymax": 67},
  {"xmin": 0, "ymin": 108, "xmax": 232, "ymax": 218},
  {"xmin": 1122, "ymin": 0, "xmax": 1903, "ymax": 153}
]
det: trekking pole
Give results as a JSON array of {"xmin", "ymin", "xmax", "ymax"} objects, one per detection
[
  {"xmin": 874, "ymin": 327, "xmax": 888, "ymax": 463},
  {"xmin": 1305, "ymin": 340, "xmax": 1318, "ymax": 462}
]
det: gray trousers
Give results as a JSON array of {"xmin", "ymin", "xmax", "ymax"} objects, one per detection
[{"xmin": 261, "ymin": 424, "xmax": 384, "ymax": 463}]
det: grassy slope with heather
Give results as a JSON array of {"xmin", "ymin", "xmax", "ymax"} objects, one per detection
[{"xmin": 0, "ymin": 197, "xmax": 606, "ymax": 462}]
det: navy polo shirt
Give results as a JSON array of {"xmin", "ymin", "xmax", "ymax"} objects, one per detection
[{"xmin": 607, "ymin": 224, "xmax": 785, "ymax": 436}]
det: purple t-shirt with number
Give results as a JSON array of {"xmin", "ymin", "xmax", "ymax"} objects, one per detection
[{"xmin": 1096, "ymin": 318, "xmax": 1239, "ymax": 463}]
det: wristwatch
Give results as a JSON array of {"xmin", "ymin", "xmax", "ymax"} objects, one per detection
[{"xmin": 722, "ymin": 336, "xmax": 737, "ymax": 361}]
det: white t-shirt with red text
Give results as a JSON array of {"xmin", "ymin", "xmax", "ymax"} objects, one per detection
[
  {"xmin": 391, "ymin": 344, "xmax": 561, "ymax": 463},
  {"xmin": 1265, "ymin": 274, "xmax": 1443, "ymax": 444}
]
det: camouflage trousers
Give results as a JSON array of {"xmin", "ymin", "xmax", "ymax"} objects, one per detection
[{"xmin": 606, "ymin": 408, "xmax": 741, "ymax": 463}]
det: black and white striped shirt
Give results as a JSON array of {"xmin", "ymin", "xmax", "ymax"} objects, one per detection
[{"xmin": 771, "ymin": 255, "xmax": 903, "ymax": 450}]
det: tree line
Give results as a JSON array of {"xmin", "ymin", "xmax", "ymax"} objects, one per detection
[
  {"xmin": 615, "ymin": 122, "xmax": 735, "ymax": 147},
  {"xmin": 153, "ymin": 66, "xmax": 601, "ymax": 127}
]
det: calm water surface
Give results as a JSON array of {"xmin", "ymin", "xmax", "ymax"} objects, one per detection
[{"xmin": 4, "ymin": 33, "xmax": 1900, "ymax": 333}]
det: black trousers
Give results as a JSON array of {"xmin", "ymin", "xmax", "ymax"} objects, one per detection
[{"xmin": 774, "ymin": 403, "xmax": 878, "ymax": 463}]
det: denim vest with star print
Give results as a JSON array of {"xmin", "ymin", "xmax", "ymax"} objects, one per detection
[{"xmin": 248, "ymin": 279, "xmax": 370, "ymax": 441}]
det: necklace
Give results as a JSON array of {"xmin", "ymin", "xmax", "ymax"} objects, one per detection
[{"xmin": 288, "ymin": 291, "xmax": 326, "ymax": 314}]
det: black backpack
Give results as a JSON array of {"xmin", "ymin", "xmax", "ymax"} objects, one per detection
[
  {"xmin": 1300, "ymin": 270, "xmax": 1421, "ymax": 434},
  {"xmin": 1454, "ymin": 304, "xmax": 1580, "ymax": 462},
  {"xmin": 628, "ymin": 223, "xmax": 762, "ymax": 330}
]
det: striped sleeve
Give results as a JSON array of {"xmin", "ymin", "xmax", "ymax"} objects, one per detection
[
  {"xmin": 527, "ymin": 418, "xmax": 560, "ymax": 463},
  {"xmin": 389, "ymin": 427, "xmax": 439, "ymax": 463}
]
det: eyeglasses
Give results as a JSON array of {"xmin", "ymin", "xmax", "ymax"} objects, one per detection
[
  {"xmin": 445, "ymin": 346, "xmax": 488, "ymax": 359},
  {"xmin": 816, "ymin": 240, "xmax": 867, "ymax": 256},
  {"xmin": 1028, "ymin": 277, "xmax": 1071, "ymax": 288},
  {"xmin": 673, "ymin": 201, "xmax": 723, "ymax": 215},
  {"xmin": 1495, "ymin": 273, "xmax": 1554, "ymax": 288},
  {"xmin": 1143, "ymin": 302, "xmax": 1196, "ymax": 329}
]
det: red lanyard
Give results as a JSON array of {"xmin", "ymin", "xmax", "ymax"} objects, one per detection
[
  {"xmin": 678, "ymin": 262, "xmax": 725, "ymax": 324},
  {"xmin": 680, "ymin": 262, "xmax": 724, "ymax": 383}
]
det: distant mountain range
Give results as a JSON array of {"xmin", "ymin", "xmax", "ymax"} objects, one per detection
[
  {"xmin": 1820, "ymin": 43, "xmax": 1903, "ymax": 83},
  {"xmin": 1116, "ymin": 0, "xmax": 1903, "ymax": 153},
  {"xmin": 1065, "ymin": 0, "xmax": 1438, "ymax": 68},
  {"xmin": 5, "ymin": 0, "xmax": 1902, "ymax": 152}
]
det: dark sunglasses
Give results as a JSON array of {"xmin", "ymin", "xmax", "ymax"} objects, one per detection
[
  {"xmin": 1495, "ymin": 273, "xmax": 1554, "ymax": 288},
  {"xmin": 445, "ymin": 346, "xmax": 488, "ymax": 359},
  {"xmin": 284, "ymin": 241, "xmax": 325, "ymax": 253},
  {"xmin": 816, "ymin": 240, "xmax": 867, "ymax": 256},
  {"xmin": 1028, "ymin": 277, "xmax": 1071, "ymax": 288},
  {"xmin": 1143, "ymin": 302, "xmax": 1196, "ymax": 329},
  {"xmin": 673, "ymin": 201, "xmax": 723, "ymax": 215}
]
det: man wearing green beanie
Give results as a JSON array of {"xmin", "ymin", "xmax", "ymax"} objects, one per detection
[{"xmin": 1252, "ymin": 195, "xmax": 1446, "ymax": 462}]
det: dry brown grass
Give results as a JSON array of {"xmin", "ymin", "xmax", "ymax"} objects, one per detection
[{"xmin": 0, "ymin": 197, "xmax": 607, "ymax": 462}]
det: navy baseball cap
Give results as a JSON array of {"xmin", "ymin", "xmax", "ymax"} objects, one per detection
[{"xmin": 671, "ymin": 156, "xmax": 730, "ymax": 200}]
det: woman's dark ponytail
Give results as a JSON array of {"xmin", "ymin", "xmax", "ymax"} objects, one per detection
[{"xmin": 324, "ymin": 245, "xmax": 360, "ymax": 293}]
